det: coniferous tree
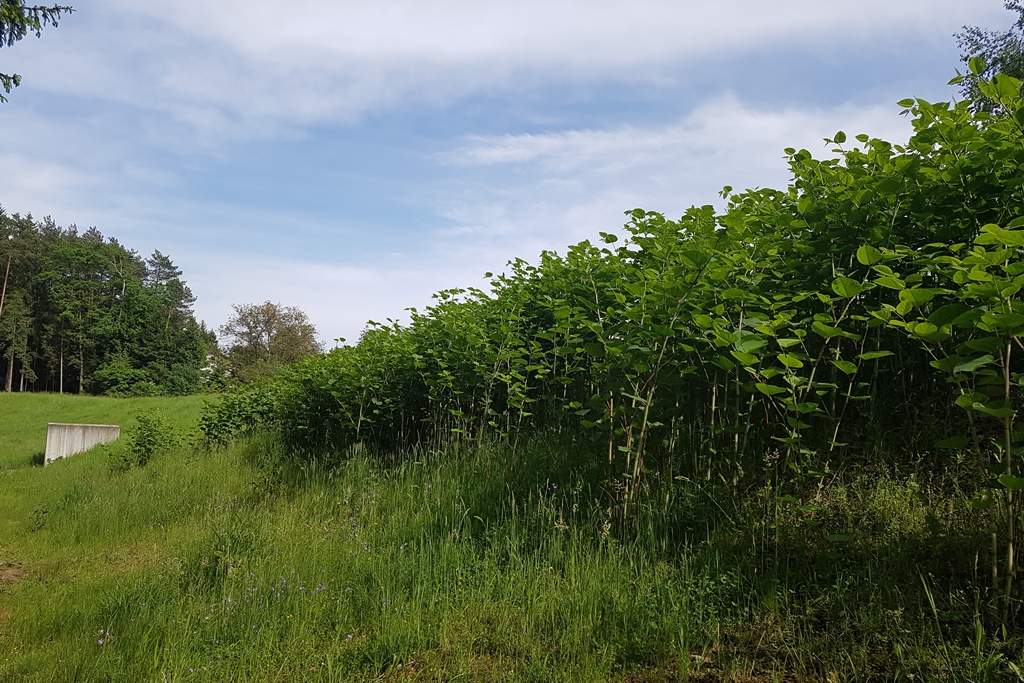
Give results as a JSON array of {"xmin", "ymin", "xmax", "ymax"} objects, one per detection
[
  {"xmin": 0, "ymin": 206, "xmax": 210, "ymax": 395},
  {"xmin": 0, "ymin": 1, "xmax": 73, "ymax": 101}
]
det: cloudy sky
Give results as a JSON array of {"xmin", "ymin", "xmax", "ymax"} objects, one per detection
[{"xmin": 0, "ymin": 0, "xmax": 1013, "ymax": 343}]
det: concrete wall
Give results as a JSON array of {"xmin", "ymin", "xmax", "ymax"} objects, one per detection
[{"xmin": 45, "ymin": 423, "xmax": 120, "ymax": 464}]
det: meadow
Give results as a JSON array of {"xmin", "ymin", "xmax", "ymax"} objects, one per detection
[{"xmin": 0, "ymin": 393, "xmax": 1012, "ymax": 681}]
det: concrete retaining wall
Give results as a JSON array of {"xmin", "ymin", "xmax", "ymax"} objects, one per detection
[{"xmin": 45, "ymin": 423, "xmax": 120, "ymax": 464}]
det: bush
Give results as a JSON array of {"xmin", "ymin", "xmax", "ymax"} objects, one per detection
[
  {"xmin": 199, "ymin": 380, "xmax": 283, "ymax": 447},
  {"xmin": 117, "ymin": 411, "xmax": 177, "ymax": 469},
  {"xmin": 91, "ymin": 354, "xmax": 156, "ymax": 397},
  {"xmin": 162, "ymin": 363, "xmax": 201, "ymax": 396}
]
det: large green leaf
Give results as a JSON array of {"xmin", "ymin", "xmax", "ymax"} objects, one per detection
[
  {"xmin": 832, "ymin": 276, "xmax": 864, "ymax": 299},
  {"xmin": 856, "ymin": 245, "xmax": 882, "ymax": 265},
  {"xmin": 964, "ymin": 336, "xmax": 1004, "ymax": 353},
  {"xmin": 898, "ymin": 288, "xmax": 937, "ymax": 307},
  {"xmin": 777, "ymin": 353, "xmax": 804, "ymax": 369},
  {"xmin": 999, "ymin": 474, "xmax": 1024, "ymax": 491},
  {"xmin": 811, "ymin": 321, "xmax": 846, "ymax": 339},
  {"xmin": 927, "ymin": 303, "xmax": 969, "ymax": 327},
  {"xmin": 976, "ymin": 223, "xmax": 1024, "ymax": 248},
  {"xmin": 830, "ymin": 360, "xmax": 858, "ymax": 375},
  {"xmin": 953, "ymin": 355, "xmax": 994, "ymax": 374},
  {"xmin": 755, "ymin": 383, "xmax": 787, "ymax": 397},
  {"xmin": 730, "ymin": 350, "xmax": 759, "ymax": 367},
  {"xmin": 974, "ymin": 402, "xmax": 1016, "ymax": 419}
]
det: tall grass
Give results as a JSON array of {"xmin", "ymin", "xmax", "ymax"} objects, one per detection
[{"xmin": 1, "ymin": 426, "xmax": 1015, "ymax": 681}]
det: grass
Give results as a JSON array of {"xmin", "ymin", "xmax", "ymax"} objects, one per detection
[
  {"xmin": 0, "ymin": 392, "xmax": 212, "ymax": 470},
  {"xmin": 0, "ymin": 393, "xmax": 1021, "ymax": 681}
]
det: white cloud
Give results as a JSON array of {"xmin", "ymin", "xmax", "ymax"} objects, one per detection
[
  {"xmin": 8, "ymin": 0, "xmax": 1009, "ymax": 135},
  {"xmin": 432, "ymin": 94, "xmax": 916, "ymax": 262}
]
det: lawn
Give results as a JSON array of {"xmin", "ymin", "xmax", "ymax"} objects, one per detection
[{"xmin": 0, "ymin": 392, "xmax": 214, "ymax": 470}]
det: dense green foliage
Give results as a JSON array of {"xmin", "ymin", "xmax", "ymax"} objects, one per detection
[
  {"xmin": 203, "ymin": 71, "xmax": 1024, "ymax": 621},
  {"xmin": 0, "ymin": 212, "xmax": 212, "ymax": 396}
]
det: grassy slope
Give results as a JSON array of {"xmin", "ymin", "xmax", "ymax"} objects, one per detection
[
  {"xmin": 0, "ymin": 393, "xmax": 213, "ymax": 470},
  {"xmin": 0, "ymin": 394, "xmax": 1014, "ymax": 681}
]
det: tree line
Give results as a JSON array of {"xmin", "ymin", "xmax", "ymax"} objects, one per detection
[{"xmin": 0, "ymin": 209, "xmax": 210, "ymax": 395}]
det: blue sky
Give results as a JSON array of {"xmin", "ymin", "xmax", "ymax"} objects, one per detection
[{"xmin": 0, "ymin": 0, "xmax": 1013, "ymax": 343}]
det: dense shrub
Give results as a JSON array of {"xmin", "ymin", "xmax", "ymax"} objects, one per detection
[{"xmin": 205, "ymin": 71, "xmax": 1024, "ymax": 614}]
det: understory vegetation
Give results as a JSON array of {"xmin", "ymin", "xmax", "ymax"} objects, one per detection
[{"xmin": 0, "ymin": 408, "xmax": 1013, "ymax": 681}]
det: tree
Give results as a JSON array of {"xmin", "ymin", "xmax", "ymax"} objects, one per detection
[
  {"xmin": 219, "ymin": 301, "xmax": 323, "ymax": 382},
  {"xmin": 0, "ymin": 208, "xmax": 210, "ymax": 395},
  {"xmin": 0, "ymin": 1, "xmax": 72, "ymax": 102},
  {"xmin": 0, "ymin": 288, "xmax": 31, "ymax": 391},
  {"xmin": 955, "ymin": 1, "xmax": 1024, "ymax": 112}
]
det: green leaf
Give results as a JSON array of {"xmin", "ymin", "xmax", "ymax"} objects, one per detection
[
  {"xmin": 830, "ymin": 360, "xmax": 858, "ymax": 375},
  {"xmin": 730, "ymin": 350, "xmax": 759, "ymax": 367},
  {"xmin": 896, "ymin": 98, "xmax": 916, "ymax": 108},
  {"xmin": 999, "ymin": 474, "xmax": 1024, "ymax": 491},
  {"xmin": 974, "ymin": 402, "xmax": 1016, "ymax": 419},
  {"xmin": 912, "ymin": 322, "xmax": 938, "ymax": 338},
  {"xmin": 898, "ymin": 288, "xmax": 937, "ymax": 307},
  {"xmin": 969, "ymin": 56, "xmax": 986, "ymax": 76},
  {"xmin": 976, "ymin": 223, "xmax": 1024, "ymax": 248},
  {"xmin": 955, "ymin": 394, "xmax": 977, "ymax": 410},
  {"xmin": 811, "ymin": 321, "xmax": 845, "ymax": 339},
  {"xmin": 777, "ymin": 353, "xmax": 804, "ymax": 369},
  {"xmin": 834, "ymin": 130, "xmax": 846, "ymax": 144},
  {"xmin": 735, "ymin": 337, "xmax": 766, "ymax": 354},
  {"xmin": 875, "ymin": 276, "xmax": 905, "ymax": 291},
  {"xmin": 832, "ymin": 276, "xmax": 864, "ymax": 299},
  {"xmin": 993, "ymin": 73, "xmax": 1022, "ymax": 100},
  {"xmin": 583, "ymin": 343, "xmax": 605, "ymax": 358},
  {"xmin": 859, "ymin": 350, "xmax": 893, "ymax": 361},
  {"xmin": 755, "ymin": 383, "xmax": 787, "ymax": 397},
  {"xmin": 927, "ymin": 303, "xmax": 969, "ymax": 328},
  {"xmin": 982, "ymin": 312, "xmax": 1024, "ymax": 331},
  {"xmin": 953, "ymin": 355, "xmax": 994, "ymax": 374},
  {"xmin": 964, "ymin": 337, "xmax": 1004, "ymax": 353},
  {"xmin": 856, "ymin": 245, "xmax": 882, "ymax": 266},
  {"xmin": 934, "ymin": 436, "xmax": 969, "ymax": 449}
]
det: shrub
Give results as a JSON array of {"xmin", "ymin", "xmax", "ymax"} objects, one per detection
[
  {"xmin": 117, "ymin": 411, "xmax": 177, "ymax": 469},
  {"xmin": 199, "ymin": 380, "xmax": 284, "ymax": 447}
]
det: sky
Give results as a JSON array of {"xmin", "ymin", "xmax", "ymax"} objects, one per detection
[{"xmin": 0, "ymin": 0, "xmax": 1015, "ymax": 345}]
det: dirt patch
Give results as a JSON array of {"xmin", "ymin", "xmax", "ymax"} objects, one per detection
[{"xmin": 1, "ymin": 563, "xmax": 25, "ymax": 584}]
